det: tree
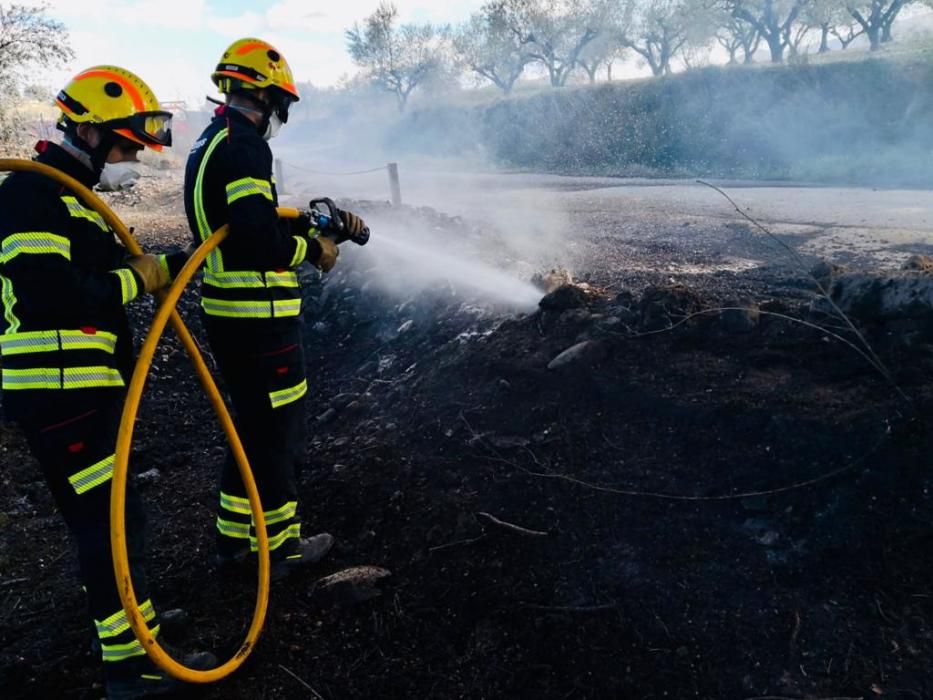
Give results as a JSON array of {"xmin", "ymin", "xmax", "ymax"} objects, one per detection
[
  {"xmin": 575, "ymin": 31, "xmax": 626, "ymax": 83},
  {"xmin": 454, "ymin": 2, "xmax": 535, "ymax": 94},
  {"xmin": 729, "ymin": 0, "xmax": 811, "ymax": 63},
  {"xmin": 621, "ymin": 0, "xmax": 713, "ymax": 77},
  {"xmin": 845, "ymin": 0, "xmax": 910, "ymax": 50},
  {"xmin": 499, "ymin": 0, "xmax": 617, "ymax": 88},
  {"xmin": 346, "ymin": 2, "xmax": 449, "ymax": 112},
  {"xmin": 715, "ymin": 14, "xmax": 762, "ymax": 63},
  {"xmin": 0, "ymin": 2, "xmax": 73, "ymax": 75}
]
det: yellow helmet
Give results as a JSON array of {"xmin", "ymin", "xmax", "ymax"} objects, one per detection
[
  {"xmin": 212, "ymin": 38, "xmax": 300, "ymax": 102},
  {"xmin": 56, "ymin": 65, "xmax": 172, "ymax": 151}
]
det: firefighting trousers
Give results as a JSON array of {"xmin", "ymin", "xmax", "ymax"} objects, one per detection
[
  {"xmin": 204, "ymin": 316, "xmax": 307, "ymax": 560},
  {"xmin": 16, "ymin": 392, "xmax": 162, "ymax": 674}
]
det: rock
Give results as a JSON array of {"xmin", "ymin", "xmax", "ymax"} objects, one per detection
[
  {"xmin": 539, "ymin": 284, "xmax": 589, "ymax": 311},
  {"xmin": 719, "ymin": 301, "xmax": 760, "ymax": 333},
  {"xmin": 136, "ymin": 469, "xmax": 161, "ymax": 487},
  {"xmin": 815, "ymin": 272, "xmax": 933, "ymax": 324},
  {"xmin": 560, "ymin": 308, "xmax": 592, "ymax": 324},
  {"xmin": 532, "ymin": 268, "xmax": 574, "ymax": 293},
  {"xmin": 902, "ymin": 254, "xmax": 933, "ymax": 273},
  {"xmin": 309, "ymin": 566, "xmax": 392, "ymax": 606},
  {"xmin": 639, "ymin": 285, "xmax": 705, "ymax": 331},
  {"xmin": 333, "ymin": 437, "xmax": 350, "ymax": 448},
  {"xmin": 316, "ymin": 408, "xmax": 337, "ymax": 424},
  {"xmin": 547, "ymin": 340, "xmax": 608, "ymax": 370},
  {"xmin": 810, "ymin": 260, "xmax": 847, "ymax": 290}
]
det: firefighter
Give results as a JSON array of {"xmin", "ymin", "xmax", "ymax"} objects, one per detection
[
  {"xmin": 184, "ymin": 38, "xmax": 366, "ymax": 579},
  {"xmin": 0, "ymin": 66, "xmax": 215, "ymax": 698}
]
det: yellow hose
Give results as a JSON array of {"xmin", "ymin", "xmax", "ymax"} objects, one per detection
[{"xmin": 0, "ymin": 158, "xmax": 299, "ymax": 683}]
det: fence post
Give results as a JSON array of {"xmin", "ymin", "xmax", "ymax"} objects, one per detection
[
  {"xmin": 275, "ymin": 158, "xmax": 286, "ymax": 196},
  {"xmin": 387, "ymin": 162, "xmax": 402, "ymax": 207}
]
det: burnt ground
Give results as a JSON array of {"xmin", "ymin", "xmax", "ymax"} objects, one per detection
[{"xmin": 1, "ymin": 173, "xmax": 933, "ymax": 700}]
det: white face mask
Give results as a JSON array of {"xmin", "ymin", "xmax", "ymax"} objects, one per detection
[
  {"xmin": 263, "ymin": 113, "xmax": 283, "ymax": 141},
  {"xmin": 98, "ymin": 162, "xmax": 141, "ymax": 192}
]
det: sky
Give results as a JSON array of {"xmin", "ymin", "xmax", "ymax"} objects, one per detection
[{"xmin": 40, "ymin": 0, "xmax": 480, "ymax": 106}]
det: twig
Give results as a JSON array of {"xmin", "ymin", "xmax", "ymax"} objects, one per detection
[
  {"xmin": 522, "ymin": 603, "xmax": 616, "ymax": 614},
  {"xmin": 698, "ymin": 180, "xmax": 910, "ymax": 406},
  {"xmin": 0, "ymin": 578, "xmax": 29, "ymax": 588},
  {"xmin": 428, "ymin": 535, "xmax": 487, "ymax": 553},
  {"xmin": 278, "ymin": 664, "xmax": 325, "ymax": 700},
  {"xmin": 744, "ymin": 697, "xmax": 863, "ymax": 700},
  {"xmin": 476, "ymin": 512, "xmax": 549, "ymax": 537}
]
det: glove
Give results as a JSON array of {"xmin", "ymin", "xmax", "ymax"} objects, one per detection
[
  {"xmin": 126, "ymin": 254, "xmax": 171, "ymax": 294},
  {"xmin": 290, "ymin": 210, "xmax": 314, "ymax": 236},
  {"xmin": 337, "ymin": 209, "xmax": 367, "ymax": 243},
  {"xmin": 309, "ymin": 236, "xmax": 339, "ymax": 273}
]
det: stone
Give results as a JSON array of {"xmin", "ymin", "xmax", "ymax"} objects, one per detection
[
  {"xmin": 902, "ymin": 254, "xmax": 933, "ymax": 273},
  {"xmin": 539, "ymin": 284, "xmax": 589, "ymax": 311},
  {"xmin": 310, "ymin": 566, "xmax": 392, "ymax": 606},
  {"xmin": 547, "ymin": 340, "xmax": 608, "ymax": 370},
  {"xmin": 810, "ymin": 260, "xmax": 847, "ymax": 290},
  {"xmin": 316, "ymin": 408, "xmax": 337, "ymax": 424},
  {"xmin": 532, "ymin": 269, "xmax": 574, "ymax": 293}
]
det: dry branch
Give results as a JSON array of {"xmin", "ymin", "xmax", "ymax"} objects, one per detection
[{"xmin": 476, "ymin": 511, "xmax": 549, "ymax": 537}]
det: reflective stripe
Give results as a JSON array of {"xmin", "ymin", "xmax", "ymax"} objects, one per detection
[
  {"xmin": 251, "ymin": 522, "xmax": 300, "ymax": 553},
  {"xmin": 3, "ymin": 366, "xmax": 124, "ymax": 391},
  {"xmin": 0, "ymin": 329, "xmax": 118, "ymax": 356},
  {"xmin": 269, "ymin": 379, "xmax": 307, "ymax": 410},
  {"xmin": 0, "ymin": 233, "xmax": 71, "ymax": 263},
  {"xmin": 226, "ymin": 177, "xmax": 273, "ymax": 205},
  {"xmin": 63, "ymin": 366, "xmax": 124, "ymax": 389},
  {"xmin": 217, "ymin": 517, "xmax": 251, "ymax": 539},
  {"xmin": 194, "ymin": 130, "xmax": 229, "ymax": 273},
  {"xmin": 289, "ymin": 236, "xmax": 307, "ymax": 268},
  {"xmin": 204, "ymin": 271, "xmax": 265, "ymax": 289},
  {"xmin": 0, "ymin": 273, "xmax": 19, "ymax": 333},
  {"xmin": 204, "ymin": 270, "xmax": 299, "ymax": 289},
  {"xmin": 220, "ymin": 492, "xmax": 252, "ymax": 516},
  {"xmin": 96, "ymin": 599, "xmax": 155, "ymax": 639},
  {"xmin": 61, "ymin": 196, "xmax": 108, "ymax": 232},
  {"xmin": 266, "ymin": 271, "xmax": 299, "ymax": 288},
  {"xmin": 101, "ymin": 625, "xmax": 160, "ymax": 662},
  {"xmin": 201, "ymin": 298, "xmax": 302, "ymax": 319},
  {"xmin": 1, "ymin": 368, "xmax": 61, "ymax": 390},
  {"xmin": 110, "ymin": 268, "xmax": 139, "ymax": 304},
  {"xmin": 157, "ymin": 254, "xmax": 170, "ymax": 282},
  {"xmin": 264, "ymin": 501, "xmax": 298, "ymax": 527},
  {"xmin": 69, "ymin": 454, "xmax": 115, "ymax": 495}
]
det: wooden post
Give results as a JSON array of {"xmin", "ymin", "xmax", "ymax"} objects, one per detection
[
  {"xmin": 388, "ymin": 162, "xmax": 402, "ymax": 207},
  {"xmin": 275, "ymin": 158, "xmax": 286, "ymax": 195}
]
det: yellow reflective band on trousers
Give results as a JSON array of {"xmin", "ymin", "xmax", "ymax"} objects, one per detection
[
  {"xmin": 226, "ymin": 177, "xmax": 273, "ymax": 205},
  {"xmin": 1, "ymin": 366, "xmax": 124, "ymax": 390},
  {"xmin": 101, "ymin": 625, "xmax": 161, "ymax": 663},
  {"xmin": 220, "ymin": 491, "xmax": 252, "ymax": 516},
  {"xmin": 251, "ymin": 523, "xmax": 300, "ymax": 553},
  {"xmin": 61, "ymin": 196, "xmax": 108, "ymax": 232},
  {"xmin": 269, "ymin": 379, "xmax": 307, "ymax": 410},
  {"xmin": 289, "ymin": 236, "xmax": 307, "ymax": 268},
  {"xmin": 110, "ymin": 268, "xmax": 139, "ymax": 304},
  {"xmin": 69, "ymin": 454, "xmax": 115, "ymax": 495},
  {"xmin": 0, "ymin": 329, "xmax": 119, "ymax": 356},
  {"xmin": 0, "ymin": 232, "xmax": 71, "ymax": 263},
  {"xmin": 217, "ymin": 517, "xmax": 251, "ymax": 539},
  {"xmin": 201, "ymin": 298, "xmax": 301, "ymax": 319},
  {"xmin": 0, "ymin": 273, "xmax": 19, "ymax": 333},
  {"xmin": 263, "ymin": 501, "xmax": 298, "ymax": 527},
  {"xmin": 96, "ymin": 599, "xmax": 156, "ymax": 639}
]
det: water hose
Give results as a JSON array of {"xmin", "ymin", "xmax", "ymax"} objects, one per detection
[{"xmin": 0, "ymin": 158, "xmax": 298, "ymax": 683}]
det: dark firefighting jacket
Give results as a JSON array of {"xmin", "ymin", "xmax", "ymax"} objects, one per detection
[
  {"xmin": 0, "ymin": 142, "xmax": 184, "ymax": 421},
  {"xmin": 184, "ymin": 107, "xmax": 316, "ymax": 328}
]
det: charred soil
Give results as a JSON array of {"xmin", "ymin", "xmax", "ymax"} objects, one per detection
[{"xmin": 1, "ymin": 182, "xmax": 932, "ymax": 700}]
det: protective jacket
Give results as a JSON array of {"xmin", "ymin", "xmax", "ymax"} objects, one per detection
[
  {"xmin": 184, "ymin": 106, "xmax": 316, "ymax": 329},
  {"xmin": 0, "ymin": 142, "xmax": 184, "ymax": 421}
]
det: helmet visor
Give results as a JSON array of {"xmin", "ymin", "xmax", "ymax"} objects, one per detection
[{"xmin": 109, "ymin": 111, "xmax": 173, "ymax": 149}]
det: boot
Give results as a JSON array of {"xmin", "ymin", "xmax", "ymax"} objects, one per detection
[
  {"xmin": 104, "ymin": 646, "xmax": 216, "ymax": 699},
  {"xmin": 271, "ymin": 533, "xmax": 334, "ymax": 582}
]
